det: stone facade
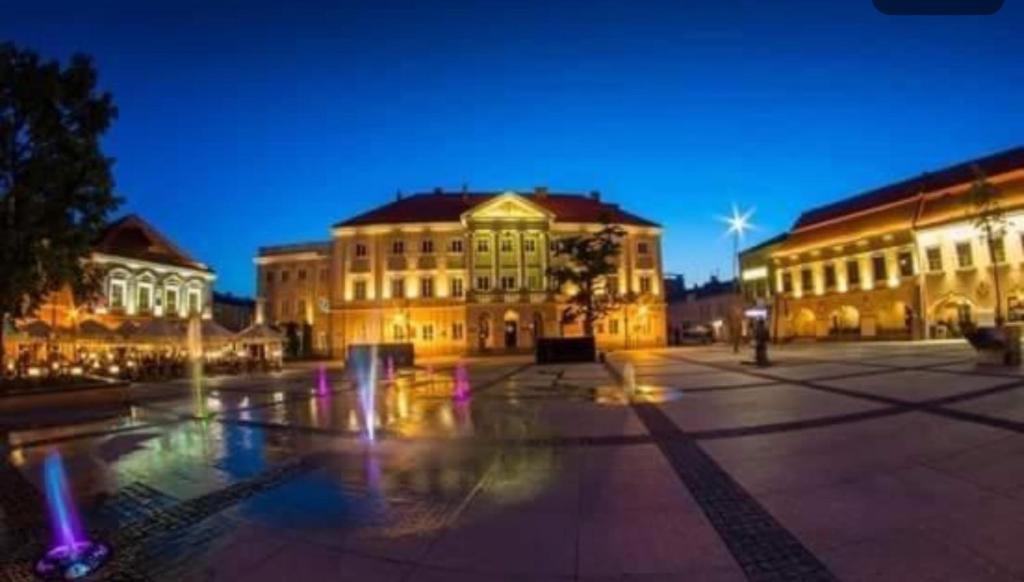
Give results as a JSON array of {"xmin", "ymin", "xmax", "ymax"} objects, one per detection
[{"xmin": 257, "ymin": 189, "xmax": 666, "ymax": 358}]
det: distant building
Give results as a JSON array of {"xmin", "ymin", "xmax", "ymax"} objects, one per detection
[
  {"xmin": 212, "ymin": 292, "xmax": 256, "ymax": 332},
  {"xmin": 666, "ymin": 276, "xmax": 742, "ymax": 344},
  {"xmin": 256, "ymin": 188, "xmax": 667, "ymax": 358}
]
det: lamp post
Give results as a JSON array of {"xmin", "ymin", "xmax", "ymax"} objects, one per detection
[{"xmin": 718, "ymin": 205, "xmax": 755, "ymax": 352}]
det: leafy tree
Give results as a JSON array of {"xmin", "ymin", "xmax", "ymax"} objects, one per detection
[
  {"xmin": 967, "ymin": 167, "xmax": 1007, "ymax": 326},
  {"xmin": 0, "ymin": 43, "xmax": 120, "ymax": 370},
  {"xmin": 548, "ymin": 221, "xmax": 625, "ymax": 337}
]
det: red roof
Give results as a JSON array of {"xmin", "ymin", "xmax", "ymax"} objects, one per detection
[
  {"xmin": 793, "ymin": 146, "xmax": 1024, "ymax": 230},
  {"xmin": 333, "ymin": 192, "xmax": 659, "ymax": 228},
  {"xmin": 93, "ymin": 214, "xmax": 212, "ymax": 272}
]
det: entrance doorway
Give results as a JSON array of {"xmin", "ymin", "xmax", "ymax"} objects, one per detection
[{"xmin": 504, "ymin": 320, "xmax": 518, "ymax": 348}]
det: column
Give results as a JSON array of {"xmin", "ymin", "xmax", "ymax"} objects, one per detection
[
  {"xmin": 518, "ymin": 230, "xmax": 526, "ymax": 291},
  {"xmin": 491, "ymin": 232, "xmax": 498, "ymax": 294}
]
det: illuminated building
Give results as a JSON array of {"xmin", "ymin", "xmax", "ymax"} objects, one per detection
[
  {"xmin": 256, "ymin": 187, "xmax": 666, "ymax": 357},
  {"xmin": 758, "ymin": 146, "xmax": 1024, "ymax": 340}
]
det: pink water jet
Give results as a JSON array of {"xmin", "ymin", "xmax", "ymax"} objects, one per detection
[
  {"xmin": 317, "ymin": 364, "xmax": 329, "ymax": 396},
  {"xmin": 386, "ymin": 356, "xmax": 395, "ymax": 383},
  {"xmin": 452, "ymin": 362, "xmax": 471, "ymax": 402}
]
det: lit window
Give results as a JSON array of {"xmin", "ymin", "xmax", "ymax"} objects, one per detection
[
  {"xmin": 872, "ymin": 256, "xmax": 887, "ymax": 282},
  {"xmin": 451, "ymin": 278, "xmax": 464, "ymax": 298},
  {"xmin": 500, "ymin": 238, "xmax": 513, "ymax": 253},
  {"xmin": 392, "ymin": 240, "xmax": 405, "ymax": 255},
  {"xmin": 991, "ymin": 237, "xmax": 1006, "ymax": 264},
  {"xmin": 421, "ymin": 240, "xmax": 434, "ymax": 254},
  {"xmin": 846, "ymin": 261, "xmax": 860, "ymax": 287},
  {"xmin": 926, "ymin": 247, "xmax": 942, "ymax": 272},
  {"xmin": 449, "ymin": 239, "xmax": 463, "ymax": 253},
  {"xmin": 393, "ymin": 324, "xmax": 406, "ymax": 341},
  {"xmin": 391, "ymin": 278, "xmax": 405, "ymax": 299},
  {"xmin": 354, "ymin": 280, "xmax": 367, "ymax": 300},
  {"xmin": 422, "ymin": 324, "xmax": 434, "ymax": 341},
  {"xmin": 476, "ymin": 276, "xmax": 491, "ymax": 291},
  {"xmin": 524, "ymin": 238, "xmax": 536, "ymax": 253},
  {"xmin": 609, "ymin": 319, "xmax": 620, "ymax": 335},
  {"xmin": 956, "ymin": 241, "xmax": 973, "ymax": 268},
  {"xmin": 801, "ymin": 269, "xmax": 813, "ymax": 292},
  {"xmin": 110, "ymin": 280, "xmax": 126, "ymax": 309},
  {"xmin": 639, "ymin": 276, "xmax": 652, "ymax": 294},
  {"xmin": 528, "ymin": 275, "xmax": 540, "ymax": 290},
  {"xmin": 188, "ymin": 290, "xmax": 201, "ymax": 314},
  {"xmin": 476, "ymin": 238, "xmax": 490, "ymax": 253},
  {"xmin": 500, "ymin": 276, "xmax": 517, "ymax": 290},
  {"xmin": 824, "ymin": 265, "xmax": 836, "ymax": 290},
  {"xmin": 138, "ymin": 285, "xmax": 152, "ymax": 312},
  {"xmin": 420, "ymin": 277, "xmax": 435, "ymax": 298},
  {"xmin": 452, "ymin": 322, "xmax": 464, "ymax": 340},
  {"xmin": 165, "ymin": 288, "xmax": 178, "ymax": 314},
  {"xmin": 782, "ymin": 272, "xmax": 793, "ymax": 293},
  {"xmin": 898, "ymin": 251, "xmax": 914, "ymax": 277},
  {"xmin": 637, "ymin": 242, "xmax": 649, "ymax": 255},
  {"xmin": 355, "ymin": 243, "xmax": 368, "ymax": 257}
]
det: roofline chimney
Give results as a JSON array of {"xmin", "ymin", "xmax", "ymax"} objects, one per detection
[{"xmin": 534, "ymin": 186, "xmax": 548, "ymax": 199}]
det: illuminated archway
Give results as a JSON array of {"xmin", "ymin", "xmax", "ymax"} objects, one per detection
[
  {"xmin": 827, "ymin": 305, "xmax": 860, "ymax": 336},
  {"xmin": 791, "ymin": 308, "xmax": 816, "ymax": 338}
]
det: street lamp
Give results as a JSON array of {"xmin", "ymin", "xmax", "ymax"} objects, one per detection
[{"xmin": 718, "ymin": 204, "xmax": 756, "ymax": 352}]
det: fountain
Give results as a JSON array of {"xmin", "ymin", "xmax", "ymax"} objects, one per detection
[
  {"xmin": 386, "ymin": 356, "xmax": 395, "ymax": 383},
  {"xmin": 187, "ymin": 315, "xmax": 206, "ymax": 418},
  {"xmin": 356, "ymin": 346, "xmax": 379, "ymax": 441},
  {"xmin": 622, "ymin": 362, "xmax": 637, "ymax": 401},
  {"xmin": 452, "ymin": 362, "xmax": 471, "ymax": 402},
  {"xmin": 34, "ymin": 452, "xmax": 110, "ymax": 580},
  {"xmin": 317, "ymin": 363, "xmax": 329, "ymax": 396}
]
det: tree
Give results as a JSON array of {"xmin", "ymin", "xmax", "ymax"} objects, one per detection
[
  {"xmin": 548, "ymin": 220, "xmax": 625, "ymax": 337},
  {"xmin": 0, "ymin": 43, "xmax": 120, "ymax": 371},
  {"xmin": 967, "ymin": 167, "xmax": 1007, "ymax": 327}
]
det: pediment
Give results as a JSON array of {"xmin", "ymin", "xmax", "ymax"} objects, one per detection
[{"xmin": 463, "ymin": 192, "xmax": 553, "ymax": 222}]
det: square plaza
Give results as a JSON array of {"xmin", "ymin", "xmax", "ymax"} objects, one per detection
[{"xmin": 3, "ymin": 342, "xmax": 1024, "ymax": 581}]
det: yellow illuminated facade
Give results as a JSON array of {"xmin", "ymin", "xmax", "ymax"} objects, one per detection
[
  {"xmin": 760, "ymin": 147, "xmax": 1024, "ymax": 340},
  {"xmin": 257, "ymin": 189, "xmax": 666, "ymax": 357}
]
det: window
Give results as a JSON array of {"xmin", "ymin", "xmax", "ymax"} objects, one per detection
[
  {"xmin": 524, "ymin": 238, "xmax": 536, "ymax": 253},
  {"xmin": 138, "ymin": 285, "xmax": 152, "ymax": 312},
  {"xmin": 281, "ymin": 299, "xmax": 290, "ymax": 318},
  {"xmin": 450, "ymin": 277, "xmax": 464, "ymax": 298},
  {"xmin": 354, "ymin": 280, "xmax": 367, "ymax": 300},
  {"xmin": 500, "ymin": 237, "xmax": 514, "ymax": 252},
  {"xmin": 265, "ymin": 270, "xmax": 275, "ymax": 284},
  {"xmin": 872, "ymin": 256, "xmax": 887, "ymax": 282},
  {"xmin": 188, "ymin": 290, "xmax": 201, "ymax": 314},
  {"xmin": 165, "ymin": 288, "xmax": 178, "ymax": 314},
  {"xmin": 297, "ymin": 299, "xmax": 307, "ymax": 320},
  {"xmin": 110, "ymin": 280, "xmax": 126, "ymax": 309},
  {"xmin": 991, "ymin": 237, "xmax": 1006, "ymax": 264},
  {"xmin": 391, "ymin": 278, "xmax": 405, "ymax": 299},
  {"xmin": 281, "ymin": 270, "xmax": 290, "ymax": 283},
  {"xmin": 476, "ymin": 276, "xmax": 491, "ymax": 291},
  {"xmin": 639, "ymin": 275, "xmax": 652, "ymax": 294},
  {"xmin": 420, "ymin": 277, "xmax": 435, "ymax": 298},
  {"xmin": 956, "ymin": 241, "xmax": 973, "ymax": 268},
  {"xmin": 422, "ymin": 324, "xmax": 434, "ymax": 341},
  {"xmin": 824, "ymin": 264, "xmax": 836, "ymax": 290},
  {"xmin": 782, "ymin": 272, "xmax": 793, "ymax": 293},
  {"xmin": 421, "ymin": 240, "xmax": 434, "ymax": 254},
  {"xmin": 452, "ymin": 322, "xmax": 464, "ymax": 340},
  {"xmin": 449, "ymin": 239, "xmax": 463, "ymax": 253},
  {"xmin": 801, "ymin": 269, "xmax": 813, "ymax": 292},
  {"xmin": 637, "ymin": 241, "xmax": 650, "ymax": 255},
  {"xmin": 393, "ymin": 324, "xmax": 406, "ymax": 341},
  {"xmin": 609, "ymin": 319, "xmax": 620, "ymax": 335},
  {"xmin": 926, "ymin": 247, "xmax": 943, "ymax": 272},
  {"xmin": 476, "ymin": 238, "xmax": 490, "ymax": 253},
  {"xmin": 298, "ymin": 269, "xmax": 307, "ymax": 281},
  {"xmin": 528, "ymin": 275, "xmax": 540, "ymax": 290},
  {"xmin": 392, "ymin": 240, "xmax": 405, "ymax": 255},
  {"xmin": 898, "ymin": 251, "xmax": 914, "ymax": 277},
  {"xmin": 846, "ymin": 261, "xmax": 860, "ymax": 287},
  {"xmin": 500, "ymin": 275, "xmax": 517, "ymax": 290},
  {"xmin": 355, "ymin": 243, "xmax": 368, "ymax": 258}
]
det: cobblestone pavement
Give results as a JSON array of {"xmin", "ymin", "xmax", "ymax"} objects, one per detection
[{"xmin": 5, "ymin": 343, "xmax": 1024, "ymax": 580}]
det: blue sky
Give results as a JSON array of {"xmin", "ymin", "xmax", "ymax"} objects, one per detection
[{"xmin": 5, "ymin": 0, "xmax": 1024, "ymax": 294}]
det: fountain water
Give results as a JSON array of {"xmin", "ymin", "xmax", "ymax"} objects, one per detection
[
  {"xmin": 452, "ymin": 362, "xmax": 471, "ymax": 402},
  {"xmin": 317, "ymin": 363, "xmax": 329, "ymax": 396},
  {"xmin": 386, "ymin": 356, "xmax": 395, "ymax": 383},
  {"xmin": 187, "ymin": 315, "xmax": 206, "ymax": 418},
  {"xmin": 356, "ymin": 346, "xmax": 379, "ymax": 441},
  {"xmin": 622, "ymin": 362, "xmax": 637, "ymax": 401},
  {"xmin": 35, "ymin": 452, "xmax": 110, "ymax": 580}
]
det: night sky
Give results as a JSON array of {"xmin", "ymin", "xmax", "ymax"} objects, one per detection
[{"xmin": 5, "ymin": 0, "xmax": 1023, "ymax": 295}]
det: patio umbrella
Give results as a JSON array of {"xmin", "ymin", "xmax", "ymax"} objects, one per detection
[
  {"xmin": 236, "ymin": 322, "xmax": 284, "ymax": 345},
  {"xmin": 77, "ymin": 319, "xmax": 116, "ymax": 341},
  {"xmin": 18, "ymin": 320, "xmax": 52, "ymax": 340},
  {"xmin": 134, "ymin": 318, "xmax": 186, "ymax": 344},
  {"xmin": 201, "ymin": 319, "xmax": 235, "ymax": 345}
]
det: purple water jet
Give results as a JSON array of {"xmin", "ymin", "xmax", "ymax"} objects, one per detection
[
  {"xmin": 386, "ymin": 356, "xmax": 395, "ymax": 383},
  {"xmin": 35, "ymin": 451, "xmax": 109, "ymax": 580},
  {"xmin": 317, "ymin": 364, "xmax": 329, "ymax": 396},
  {"xmin": 452, "ymin": 362, "xmax": 471, "ymax": 402}
]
